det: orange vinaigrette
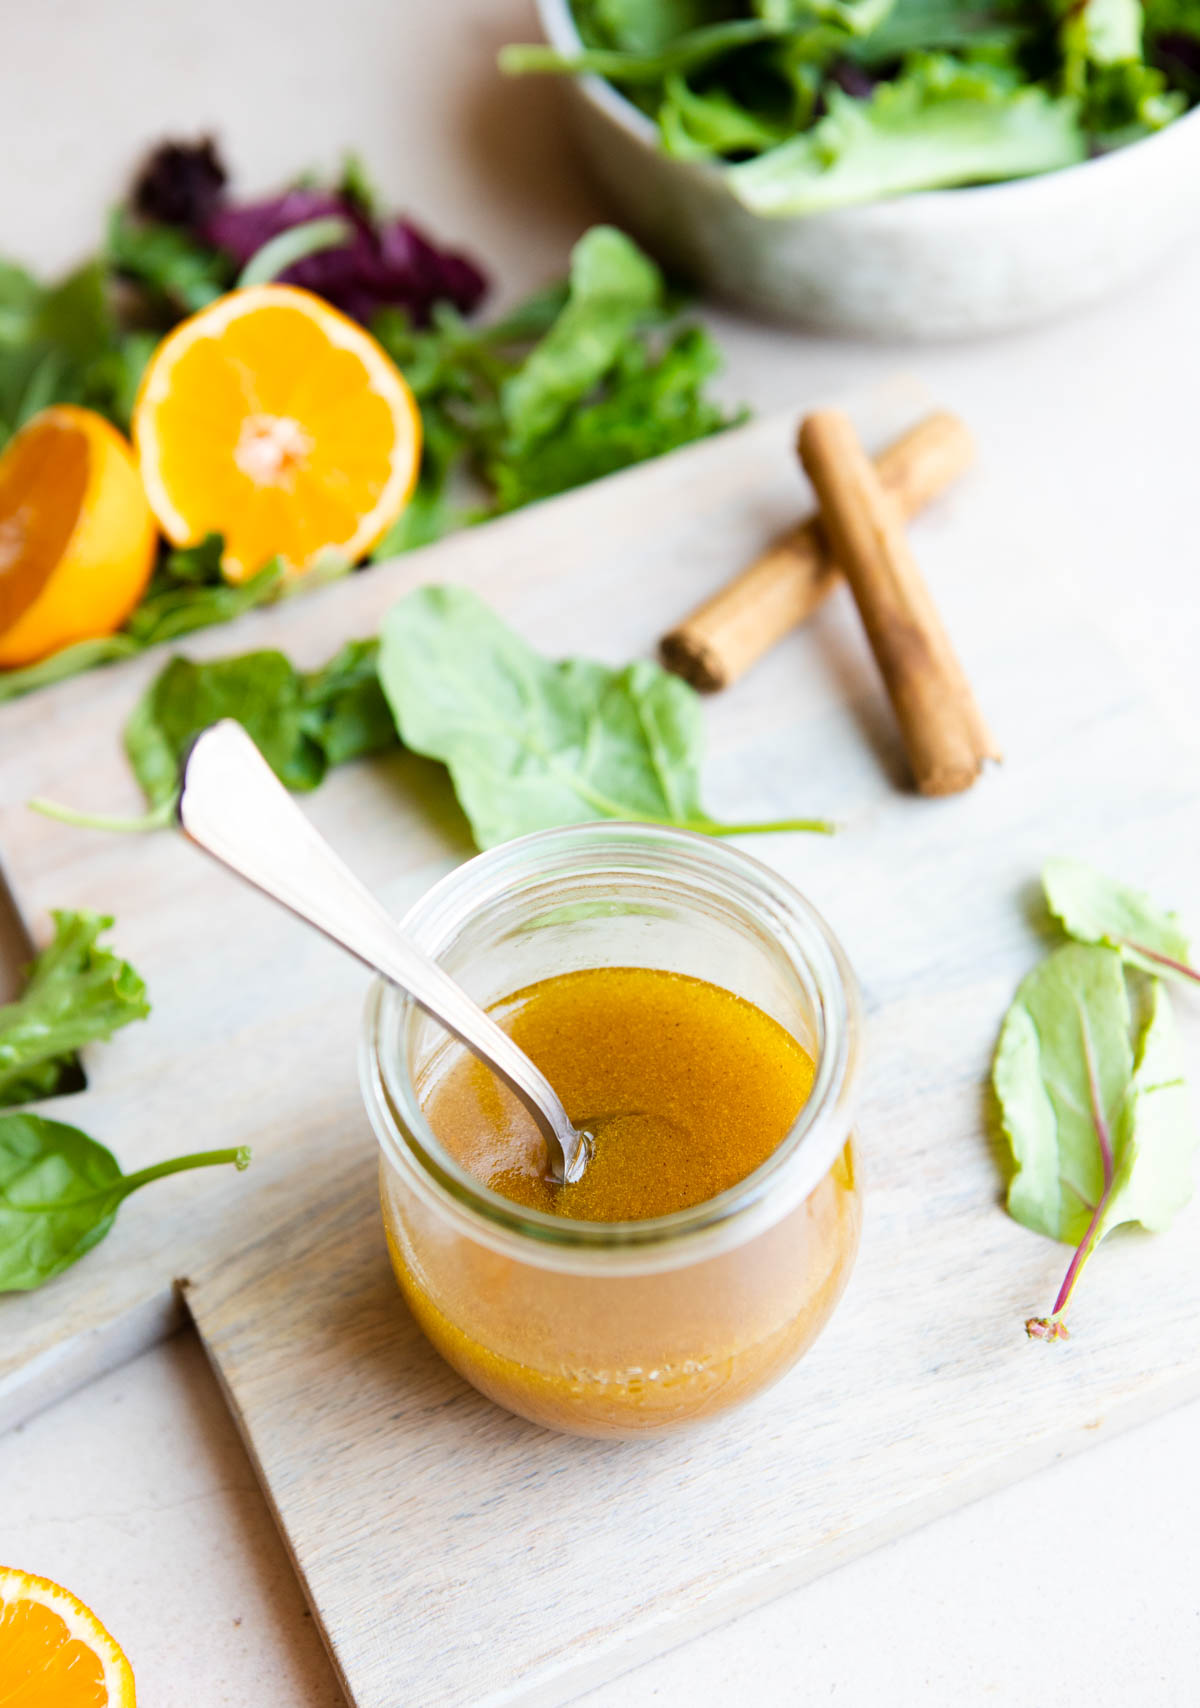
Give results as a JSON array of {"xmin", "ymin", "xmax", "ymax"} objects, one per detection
[
  {"xmin": 380, "ymin": 966, "xmax": 860, "ymax": 1436},
  {"xmin": 427, "ymin": 966, "xmax": 816, "ymax": 1220}
]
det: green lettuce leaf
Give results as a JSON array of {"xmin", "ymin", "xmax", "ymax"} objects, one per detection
[
  {"xmin": 0, "ymin": 912, "xmax": 150, "ymax": 1107},
  {"xmin": 499, "ymin": 18, "xmax": 779, "ymax": 84},
  {"xmin": 1043, "ymin": 857, "xmax": 1199, "ymax": 985},
  {"xmin": 728, "ymin": 54, "xmax": 1085, "ymax": 214},
  {"xmin": 377, "ymin": 583, "xmax": 831, "ymax": 847},
  {"xmin": 994, "ymin": 942, "xmax": 1198, "ymax": 1334}
]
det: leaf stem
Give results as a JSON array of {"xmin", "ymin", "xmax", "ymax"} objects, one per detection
[
  {"xmin": 1122, "ymin": 938, "xmax": 1200, "ymax": 985},
  {"xmin": 114, "ymin": 1145, "xmax": 251, "ymax": 1199},
  {"xmin": 1042, "ymin": 1010, "xmax": 1117, "ymax": 1328},
  {"xmin": 5, "ymin": 1147, "xmax": 250, "ymax": 1215},
  {"xmin": 691, "ymin": 815, "xmax": 838, "ymax": 837},
  {"xmin": 237, "ymin": 218, "xmax": 353, "ymax": 289},
  {"xmin": 27, "ymin": 794, "xmax": 178, "ymax": 834}
]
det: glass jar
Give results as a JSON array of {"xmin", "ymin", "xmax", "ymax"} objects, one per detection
[{"xmin": 361, "ymin": 823, "xmax": 862, "ymax": 1439}]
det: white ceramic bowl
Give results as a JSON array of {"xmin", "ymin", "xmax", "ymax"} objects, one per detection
[{"xmin": 535, "ymin": 0, "xmax": 1200, "ymax": 337}]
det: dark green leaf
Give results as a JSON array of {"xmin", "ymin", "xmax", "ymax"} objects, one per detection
[
  {"xmin": 377, "ymin": 584, "xmax": 831, "ymax": 848},
  {"xmin": 499, "ymin": 227, "xmax": 664, "ymax": 450},
  {"xmin": 31, "ymin": 634, "xmax": 396, "ymax": 830},
  {"xmin": 299, "ymin": 639, "xmax": 398, "ymax": 767},
  {"xmin": 489, "ymin": 326, "xmax": 734, "ymax": 511},
  {"xmin": 338, "ymin": 151, "xmax": 382, "ymax": 217},
  {"xmin": 105, "ymin": 206, "xmax": 230, "ymax": 314},
  {"xmin": 123, "ymin": 556, "xmax": 285, "ymax": 647},
  {"xmin": 0, "ymin": 912, "xmax": 149, "ymax": 1108},
  {"xmin": 0, "ymin": 1112, "xmax": 248, "ymax": 1291},
  {"xmin": 124, "ymin": 651, "xmax": 325, "ymax": 812}
]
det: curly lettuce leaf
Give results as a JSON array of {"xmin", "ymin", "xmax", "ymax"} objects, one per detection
[
  {"xmin": 0, "ymin": 913, "xmax": 150, "ymax": 1107},
  {"xmin": 728, "ymin": 54, "xmax": 1085, "ymax": 213}
]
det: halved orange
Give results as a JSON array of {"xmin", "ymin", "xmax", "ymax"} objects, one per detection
[
  {"xmin": 0, "ymin": 406, "xmax": 157, "ymax": 669},
  {"xmin": 0, "ymin": 1565, "xmax": 136, "ymax": 1705},
  {"xmin": 133, "ymin": 284, "xmax": 421, "ymax": 582}
]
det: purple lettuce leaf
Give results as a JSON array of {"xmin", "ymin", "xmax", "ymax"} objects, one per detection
[{"xmin": 202, "ymin": 190, "xmax": 487, "ymax": 326}]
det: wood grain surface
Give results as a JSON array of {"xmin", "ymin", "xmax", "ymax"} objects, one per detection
[
  {"xmin": 174, "ymin": 389, "xmax": 1200, "ymax": 1704},
  {"xmin": 0, "ymin": 380, "xmax": 929, "ymax": 1428}
]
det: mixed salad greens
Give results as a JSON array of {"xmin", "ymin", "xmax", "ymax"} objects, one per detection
[
  {"xmin": 0, "ymin": 144, "xmax": 737, "ymax": 703},
  {"xmin": 501, "ymin": 0, "xmax": 1200, "ymax": 213}
]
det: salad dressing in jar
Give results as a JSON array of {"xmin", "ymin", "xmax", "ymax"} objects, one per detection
[{"xmin": 363, "ymin": 824, "xmax": 862, "ymax": 1438}]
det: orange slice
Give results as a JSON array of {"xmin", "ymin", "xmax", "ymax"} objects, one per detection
[
  {"xmin": 0, "ymin": 406, "xmax": 157, "ymax": 669},
  {"xmin": 0, "ymin": 1565, "xmax": 136, "ymax": 1705},
  {"xmin": 133, "ymin": 284, "xmax": 421, "ymax": 582}
]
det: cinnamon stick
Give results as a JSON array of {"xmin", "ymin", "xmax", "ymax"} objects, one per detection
[
  {"xmin": 797, "ymin": 408, "xmax": 999, "ymax": 798},
  {"xmin": 661, "ymin": 411, "xmax": 973, "ymax": 691}
]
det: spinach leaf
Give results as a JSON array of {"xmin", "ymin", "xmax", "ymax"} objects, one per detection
[
  {"xmin": 298, "ymin": 639, "xmax": 396, "ymax": 767},
  {"xmin": 0, "ymin": 1112, "xmax": 248, "ymax": 1291},
  {"xmin": 377, "ymin": 583, "xmax": 832, "ymax": 847},
  {"xmin": 1043, "ymin": 857, "xmax": 1200, "ymax": 986},
  {"xmin": 32, "ymin": 639, "xmax": 400, "ymax": 830},
  {"xmin": 993, "ymin": 943, "xmax": 1197, "ymax": 1337},
  {"xmin": 0, "ymin": 912, "xmax": 150, "ymax": 1108},
  {"xmin": 126, "ymin": 650, "xmax": 328, "ymax": 812}
]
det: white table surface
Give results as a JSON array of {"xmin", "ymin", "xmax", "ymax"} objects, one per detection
[{"xmin": 3, "ymin": 2, "xmax": 1200, "ymax": 1703}]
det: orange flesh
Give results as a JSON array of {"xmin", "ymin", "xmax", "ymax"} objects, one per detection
[
  {"xmin": 427, "ymin": 965, "xmax": 817, "ymax": 1220},
  {"xmin": 0, "ymin": 418, "xmax": 88, "ymax": 632},
  {"xmin": 149, "ymin": 313, "xmax": 396, "ymax": 565},
  {"xmin": 0, "ymin": 1596, "xmax": 108, "ymax": 1705}
]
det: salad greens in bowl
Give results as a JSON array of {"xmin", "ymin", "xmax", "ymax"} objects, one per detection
[{"xmin": 504, "ymin": 0, "xmax": 1200, "ymax": 335}]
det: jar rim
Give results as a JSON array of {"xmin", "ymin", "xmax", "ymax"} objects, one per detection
[{"xmin": 360, "ymin": 823, "xmax": 861, "ymax": 1272}]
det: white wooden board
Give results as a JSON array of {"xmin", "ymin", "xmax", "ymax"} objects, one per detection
[
  {"xmin": 168, "ymin": 403, "xmax": 1200, "ymax": 1703},
  {"xmin": 6, "ymin": 374, "xmax": 1200, "ymax": 1707},
  {"xmin": 0, "ymin": 378, "xmax": 929, "ymax": 1428}
]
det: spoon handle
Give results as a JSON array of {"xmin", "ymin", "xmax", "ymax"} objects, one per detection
[{"xmin": 178, "ymin": 720, "xmax": 587, "ymax": 1184}]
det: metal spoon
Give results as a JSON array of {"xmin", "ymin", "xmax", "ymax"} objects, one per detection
[{"xmin": 177, "ymin": 719, "xmax": 591, "ymax": 1185}]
